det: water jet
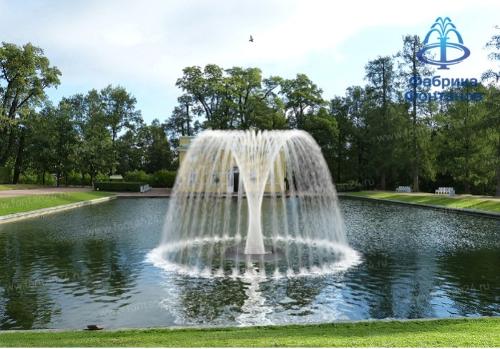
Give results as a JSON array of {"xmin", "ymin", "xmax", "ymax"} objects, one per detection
[{"xmin": 149, "ymin": 129, "xmax": 360, "ymax": 278}]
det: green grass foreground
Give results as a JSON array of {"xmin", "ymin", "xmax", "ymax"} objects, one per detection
[
  {"xmin": 345, "ymin": 191, "xmax": 500, "ymax": 213},
  {"xmin": 0, "ymin": 318, "xmax": 498, "ymax": 347},
  {"xmin": 0, "ymin": 192, "xmax": 113, "ymax": 216}
]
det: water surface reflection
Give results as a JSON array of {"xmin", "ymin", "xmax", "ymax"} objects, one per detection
[{"xmin": 0, "ymin": 198, "xmax": 498, "ymax": 329}]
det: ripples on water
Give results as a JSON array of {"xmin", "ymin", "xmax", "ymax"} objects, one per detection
[{"xmin": 0, "ymin": 198, "xmax": 498, "ymax": 329}]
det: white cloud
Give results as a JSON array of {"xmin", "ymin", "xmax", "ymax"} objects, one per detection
[{"xmin": 0, "ymin": 0, "xmax": 498, "ymax": 119}]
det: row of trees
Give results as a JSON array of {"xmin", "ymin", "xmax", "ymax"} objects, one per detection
[
  {"xmin": 0, "ymin": 44, "xmax": 173, "ymax": 185},
  {"xmin": 165, "ymin": 31, "xmax": 500, "ymax": 195},
  {"xmin": 1, "ymin": 28, "xmax": 498, "ymax": 194}
]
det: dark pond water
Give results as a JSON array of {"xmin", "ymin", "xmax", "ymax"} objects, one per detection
[{"xmin": 0, "ymin": 198, "xmax": 498, "ymax": 329}]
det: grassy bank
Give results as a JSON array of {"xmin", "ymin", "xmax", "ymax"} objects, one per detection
[
  {"xmin": 0, "ymin": 192, "xmax": 113, "ymax": 216},
  {"xmin": 344, "ymin": 191, "xmax": 500, "ymax": 213},
  {"xmin": 0, "ymin": 184, "xmax": 43, "ymax": 191},
  {"xmin": 0, "ymin": 318, "xmax": 498, "ymax": 347}
]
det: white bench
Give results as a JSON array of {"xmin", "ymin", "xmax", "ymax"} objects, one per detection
[
  {"xmin": 140, "ymin": 184, "xmax": 152, "ymax": 193},
  {"xmin": 396, "ymin": 186, "xmax": 412, "ymax": 193},
  {"xmin": 435, "ymin": 187, "xmax": 455, "ymax": 196}
]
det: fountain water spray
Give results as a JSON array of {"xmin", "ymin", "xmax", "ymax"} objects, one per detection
[{"xmin": 149, "ymin": 130, "xmax": 359, "ymax": 278}]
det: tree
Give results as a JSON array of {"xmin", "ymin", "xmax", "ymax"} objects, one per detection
[
  {"xmin": 65, "ymin": 90, "xmax": 113, "ymax": 185},
  {"xmin": 344, "ymin": 86, "xmax": 370, "ymax": 185},
  {"xmin": 175, "ymin": 65, "xmax": 226, "ymax": 127},
  {"xmin": 434, "ymin": 84, "xmax": 491, "ymax": 194},
  {"xmin": 279, "ymin": 74, "xmax": 324, "ymax": 128},
  {"xmin": 482, "ymin": 26, "xmax": 500, "ymax": 196},
  {"xmin": 303, "ymin": 108, "xmax": 339, "ymax": 176},
  {"xmin": 115, "ymin": 129, "xmax": 145, "ymax": 175},
  {"xmin": 24, "ymin": 105, "xmax": 54, "ymax": 184},
  {"xmin": 482, "ymin": 26, "xmax": 500, "ymax": 83},
  {"xmin": 0, "ymin": 42, "xmax": 61, "ymax": 167},
  {"xmin": 364, "ymin": 56, "xmax": 397, "ymax": 189},
  {"xmin": 100, "ymin": 85, "xmax": 142, "ymax": 174},
  {"xmin": 224, "ymin": 67, "xmax": 262, "ymax": 128},
  {"xmin": 329, "ymin": 97, "xmax": 350, "ymax": 182},
  {"xmin": 23, "ymin": 102, "xmax": 77, "ymax": 186},
  {"xmin": 52, "ymin": 101, "xmax": 79, "ymax": 186},
  {"xmin": 166, "ymin": 95, "xmax": 203, "ymax": 139},
  {"xmin": 397, "ymin": 35, "xmax": 433, "ymax": 191},
  {"xmin": 143, "ymin": 120, "xmax": 173, "ymax": 173}
]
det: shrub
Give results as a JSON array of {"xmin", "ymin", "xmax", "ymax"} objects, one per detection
[
  {"xmin": 66, "ymin": 171, "xmax": 92, "ymax": 186},
  {"xmin": 335, "ymin": 180, "xmax": 363, "ymax": 192},
  {"xmin": 95, "ymin": 173, "xmax": 111, "ymax": 182},
  {"xmin": 151, "ymin": 170, "xmax": 177, "ymax": 188},
  {"xmin": 94, "ymin": 181, "xmax": 147, "ymax": 192},
  {"xmin": 18, "ymin": 171, "xmax": 40, "ymax": 184},
  {"xmin": 0, "ymin": 167, "xmax": 10, "ymax": 184},
  {"xmin": 124, "ymin": 170, "xmax": 152, "ymax": 183}
]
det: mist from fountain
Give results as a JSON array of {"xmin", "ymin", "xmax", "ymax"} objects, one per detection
[{"xmin": 148, "ymin": 129, "xmax": 360, "ymax": 278}]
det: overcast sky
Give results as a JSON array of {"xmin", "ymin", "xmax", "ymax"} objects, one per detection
[{"xmin": 0, "ymin": 0, "xmax": 498, "ymax": 122}]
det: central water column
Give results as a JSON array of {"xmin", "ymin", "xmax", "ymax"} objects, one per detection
[
  {"xmin": 244, "ymin": 184, "xmax": 266, "ymax": 254},
  {"xmin": 232, "ymin": 132, "xmax": 280, "ymax": 255}
]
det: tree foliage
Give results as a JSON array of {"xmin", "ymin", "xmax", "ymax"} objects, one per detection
[{"xmin": 1, "ymin": 31, "xmax": 499, "ymax": 195}]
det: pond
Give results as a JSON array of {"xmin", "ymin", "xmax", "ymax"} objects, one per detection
[{"xmin": 0, "ymin": 198, "xmax": 498, "ymax": 329}]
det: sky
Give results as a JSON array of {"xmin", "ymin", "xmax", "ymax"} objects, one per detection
[{"xmin": 0, "ymin": 0, "xmax": 498, "ymax": 123}]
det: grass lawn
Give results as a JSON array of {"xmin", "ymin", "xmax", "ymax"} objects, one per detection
[
  {"xmin": 0, "ymin": 191, "xmax": 114, "ymax": 216},
  {"xmin": 345, "ymin": 191, "xmax": 500, "ymax": 213},
  {"xmin": 0, "ymin": 184, "xmax": 44, "ymax": 191},
  {"xmin": 0, "ymin": 318, "xmax": 498, "ymax": 347}
]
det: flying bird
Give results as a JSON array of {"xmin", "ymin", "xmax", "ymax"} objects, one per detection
[{"xmin": 249, "ymin": 35, "xmax": 254, "ymax": 43}]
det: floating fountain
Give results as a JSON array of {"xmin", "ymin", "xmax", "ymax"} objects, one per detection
[{"xmin": 149, "ymin": 130, "xmax": 360, "ymax": 278}]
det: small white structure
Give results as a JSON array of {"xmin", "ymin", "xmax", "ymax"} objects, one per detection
[
  {"xmin": 140, "ymin": 184, "xmax": 152, "ymax": 193},
  {"xmin": 435, "ymin": 187, "xmax": 455, "ymax": 196},
  {"xmin": 396, "ymin": 186, "xmax": 412, "ymax": 193}
]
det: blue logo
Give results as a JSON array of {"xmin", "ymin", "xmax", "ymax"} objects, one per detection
[{"xmin": 417, "ymin": 17, "xmax": 470, "ymax": 70}]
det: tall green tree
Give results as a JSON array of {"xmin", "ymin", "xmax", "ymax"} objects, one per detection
[
  {"xmin": 100, "ymin": 85, "xmax": 142, "ymax": 174},
  {"xmin": 65, "ymin": 90, "xmax": 113, "ymax": 184},
  {"xmin": 0, "ymin": 42, "xmax": 61, "ymax": 169},
  {"xmin": 364, "ymin": 56, "xmax": 397, "ymax": 189},
  {"xmin": 482, "ymin": 26, "xmax": 500, "ymax": 196},
  {"xmin": 397, "ymin": 35, "xmax": 433, "ymax": 191},
  {"xmin": 329, "ymin": 96, "xmax": 350, "ymax": 182},
  {"xmin": 434, "ymin": 85, "xmax": 491, "ymax": 194},
  {"xmin": 279, "ymin": 74, "xmax": 324, "ymax": 129},
  {"xmin": 143, "ymin": 120, "xmax": 173, "ymax": 173},
  {"xmin": 303, "ymin": 108, "xmax": 339, "ymax": 176},
  {"xmin": 176, "ymin": 65, "xmax": 226, "ymax": 128}
]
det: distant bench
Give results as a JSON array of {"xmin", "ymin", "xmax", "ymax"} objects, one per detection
[
  {"xmin": 140, "ymin": 184, "xmax": 152, "ymax": 193},
  {"xmin": 396, "ymin": 186, "xmax": 411, "ymax": 193},
  {"xmin": 435, "ymin": 187, "xmax": 455, "ymax": 196}
]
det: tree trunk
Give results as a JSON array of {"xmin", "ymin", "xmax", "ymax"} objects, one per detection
[
  {"xmin": 12, "ymin": 128, "xmax": 26, "ymax": 184},
  {"xmin": 464, "ymin": 181, "xmax": 471, "ymax": 194},
  {"xmin": 496, "ymin": 136, "xmax": 500, "ymax": 197},
  {"xmin": 0, "ymin": 127, "xmax": 16, "ymax": 166},
  {"xmin": 413, "ymin": 168, "xmax": 419, "ymax": 193},
  {"xmin": 380, "ymin": 172, "xmax": 386, "ymax": 190},
  {"xmin": 411, "ymin": 39, "xmax": 419, "ymax": 193},
  {"xmin": 496, "ymin": 164, "xmax": 500, "ymax": 197}
]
